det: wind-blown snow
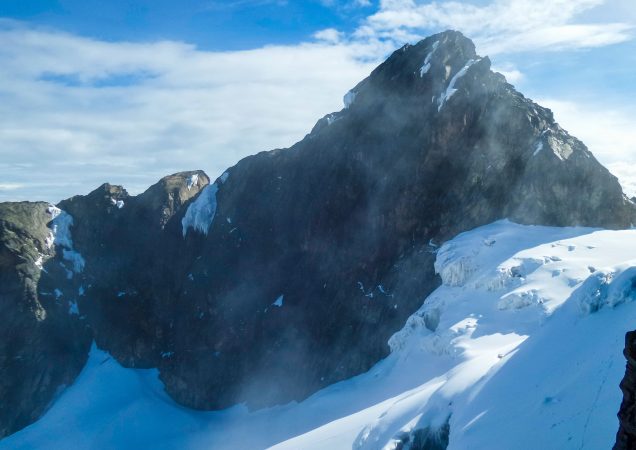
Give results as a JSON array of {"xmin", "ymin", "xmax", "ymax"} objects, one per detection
[
  {"xmin": 181, "ymin": 183, "xmax": 219, "ymax": 237},
  {"xmin": 6, "ymin": 220, "xmax": 636, "ymax": 450},
  {"xmin": 438, "ymin": 59, "xmax": 479, "ymax": 112}
]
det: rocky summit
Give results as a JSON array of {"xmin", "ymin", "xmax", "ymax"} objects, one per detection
[{"xmin": 1, "ymin": 30, "xmax": 634, "ymax": 438}]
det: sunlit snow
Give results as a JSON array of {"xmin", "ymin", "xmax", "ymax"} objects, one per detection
[
  {"xmin": 438, "ymin": 59, "xmax": 480, "ymax": 112},
  {"xmin": 419, "ymin": 41, "xmax": 439, "ymax": 77},
  {"xmin": 45, "ymin": 205, "xmax": 85, "ymax": 275},
  {"xmin": 5, "ymin": 220, "xmax": 636, "ymax": 450},
  {"xmin": 181, "ymin": 183, "xmax": 219, "ymax": 237}
]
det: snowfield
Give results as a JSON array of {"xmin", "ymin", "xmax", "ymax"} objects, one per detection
[{"xmin": 4, "ymin": 220, "xmax": 636, "ymax": 450}]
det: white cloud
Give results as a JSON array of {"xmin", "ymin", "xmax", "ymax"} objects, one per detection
[
  {"xmin": 320, "ymin": 0, "xmax": 373, "ymax": 8},
  {"xmin": 0, "ymin": 183, "xmax": 23, "ymax": 191},
  {"xmin": 491, "ymin": 64, "xmax": 523, "ymax": 84},
  {"xmin": 0, "ymin": 21, "xmax": 377, "ymax": 202},
  {"xmin": 356, "ymin": 0, "xmax": 634, "ymax": 54},
  {"xmin": 313, "ymin": 28, "xmax": 344, "ymax": 43},
  {"xmin": 539, "ymin": 98, "xmax": 636, "ymax": 196}
]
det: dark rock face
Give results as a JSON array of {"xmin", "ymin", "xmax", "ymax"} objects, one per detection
[
  {"xmin": 156, "ymin": 31, "xmax": 634, "ymax": 410},
  {"xmin": 57, "ymin": 171, "xmax": 210, "ymax": 368},
  {"xmin": 0, "ymin": 202, "xmax": 91, "ymax": 437},
  {"xmin": 391, "ymin": 418, "xmax": 450, "ymax": 450},
  {"xmin": 1, "ymin": 31, "xmax": 634, "ymax": 437},
  {"xmin": 615, "ymin": 331, "xmax": 636, "ymax": 449}
]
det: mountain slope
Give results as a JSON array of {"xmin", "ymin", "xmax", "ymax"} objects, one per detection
[
  {"xmin": 0, "ymin": 30, "xmax": 634, "ymax": 438},
  {"xmin": 144, "ymin": 30, "xmax": 635, "ymax": 411},
  {"xmin": 3, "ymin": 221, "xmax": 636, "ymax": 449},
  {"xmin": 0, "ymin": 202, "xmax": 91, "ymax": 437}
]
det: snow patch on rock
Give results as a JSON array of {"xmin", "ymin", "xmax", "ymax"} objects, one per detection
[
  {"xmin": 344, "ymin": 90, "xmax": 357, "ymax": 109},
  {"xmin": 187, "ymin": 173, "xmax": 199, "ymax": 191},
  {"xmin": 272, "ymin": 295, "xmax": 284, "ymax": 307},
  {"xmin": 45, "ymin": 205, "xmax": 85, "ymax": 275},
  {"xmin": 182, "ymin": 183, "xmax": 219, "ymax": 237},
  {"xmin": 68, "ymin": 300, "xmax": 79, "ymax": 316},
  {"xmin": 419, "ymin": 41, "xmax": 439, "ymax": 77},
  {"xmin": 437, "ymin": 58, "xmax": 479, "ymax": 112}
]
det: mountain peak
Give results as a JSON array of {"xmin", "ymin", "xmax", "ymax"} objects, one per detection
[
  {"xmin": 408, "ymin": 29, "xmax": 477, "ymax": 60},
  {"xmin": 332, "ymin": 31, "xmax": 492, "ymax": 123}
]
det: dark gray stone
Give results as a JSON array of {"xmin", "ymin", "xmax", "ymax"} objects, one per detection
[{"xmin": 614, "ymin": 330, "xmax": 636, "ymax": 450}]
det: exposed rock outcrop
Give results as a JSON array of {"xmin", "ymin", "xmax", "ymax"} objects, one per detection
[
  {"xmin": 615, "ymin": 331, "xmax": 636, "ymax": 449},
  {"xmin": 0, "ymin": 202, "xmax": 91, "ymax": 437}
]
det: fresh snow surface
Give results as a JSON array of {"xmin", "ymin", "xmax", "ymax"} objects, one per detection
[
  {"xmin": 6, "ymin": 220, "xmax": 636, "ymax": 450},
  {"xmin": 438, "ymin": 59, "xmax": 479, "ymax": 112},
  {"xmin": 181, "ymin": 183, "xmax": 219, "ymax": 237}
]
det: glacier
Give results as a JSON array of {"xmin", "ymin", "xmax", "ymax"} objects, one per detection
[{"xmin": 5, "ymin": 220, "xmax": 636, "ymax": 450}]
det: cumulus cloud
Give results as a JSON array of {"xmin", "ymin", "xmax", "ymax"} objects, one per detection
[
  {"xmin": 354, "ymin": 0, "xmax": 634, "ymax": 54},
  {"xmin": 539, "ymin": 99, "xmax": 636, "ymax": 197},
  {"xmin": 313, "ymin": 28, "xmax": 344, "ymax": 43},
  {"xmin": 491, "ymin": 64, "xmax": 523, "ymax": 84}
]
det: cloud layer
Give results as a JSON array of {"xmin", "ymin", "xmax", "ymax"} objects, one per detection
[
  {"xmin": 356, "ymin": 0, "xmax": 633, "ymax": 54},
  {"xmin": 0, "ymin": 20, "xmax": 376, "ymax": 201}
]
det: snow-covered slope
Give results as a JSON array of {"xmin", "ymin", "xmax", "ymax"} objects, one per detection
[{"xmin": 4, "ymin": 220, "xmax": 636, "ymax": 450}]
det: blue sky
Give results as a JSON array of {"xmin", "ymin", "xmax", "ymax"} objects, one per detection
[
  {"xmin": 1, "ymin": 0, "xmax": 635, "ymax": 201},
  {"xmin": 0, "ymin": 0, "xmax": 370, "ymax": 49}
]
